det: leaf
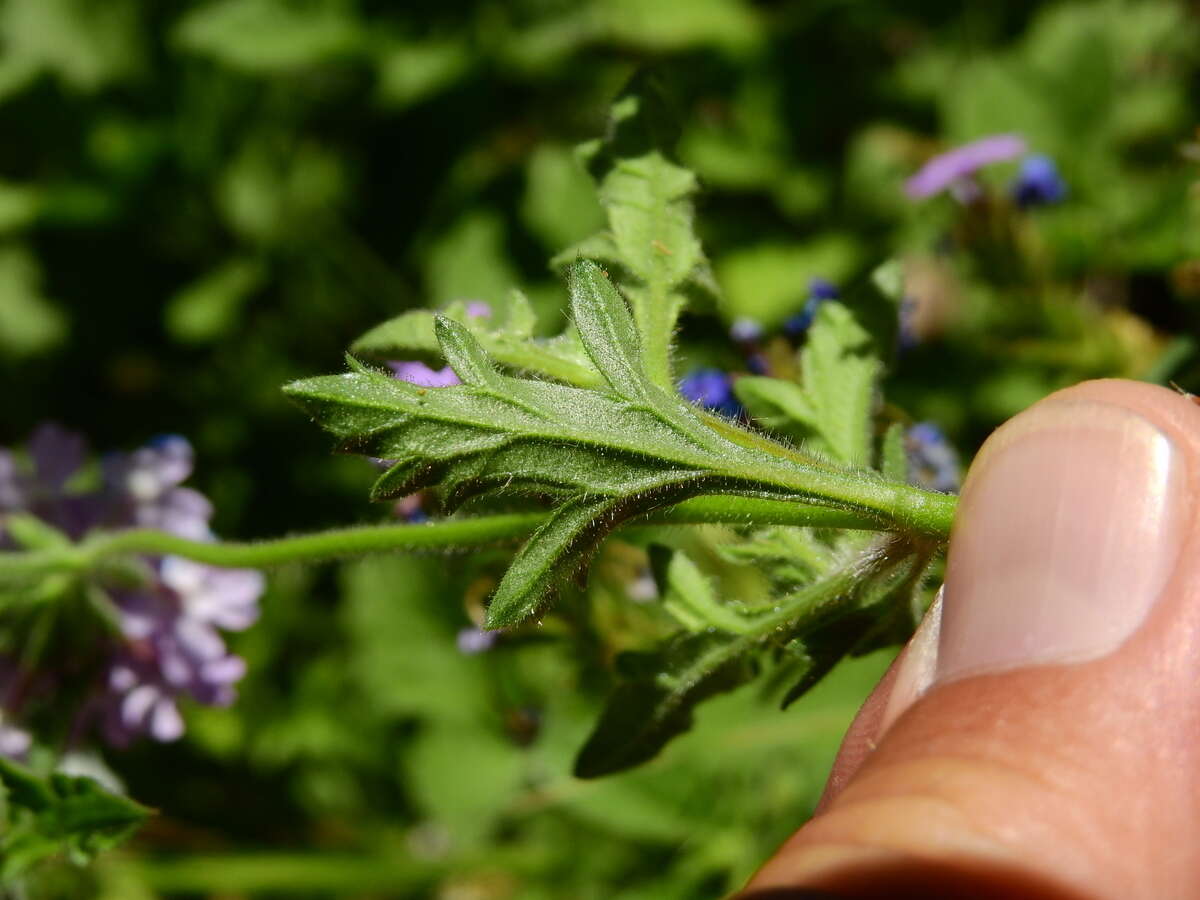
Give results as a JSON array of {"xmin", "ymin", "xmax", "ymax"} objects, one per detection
[
  {"xmin": 573, "ymin": 631, "xmax": 758, "ymax": 778},
  {"xmin": 374, "ymin": 37, "xmax": 473, "ymax": 110},
  {"xmin": 734, "ymin": 377, "xmax": 817, "ymax": 436},
  {"xmin": 576, "ymin": 559, "xmax": 874, "ymax": 776},
  {"xmin": 2, "ymin": 513, "xmax": 71, "ymax": 551},
  {"xmin": 779, "ymin": 551, "xmax": 926, "ymax": 708},
  {"xmin": 486, "ymin": 495, "xmax": 625, "ymax": 629},
  {"xmin": 714, "ymin": 236, "xmax": 861, "ymax": 327},
  {"xmin": 165, "ymin": 257, "xmax": 265, "ymax": 344},
  {"xmin": 433, "ymin": 316, "xmax": 504, "ymax": 391},
  {"xmin": 568, "ymin": 260, "xmax": 649, "ymax": 402},
  {"xmin": 290, "ymin": 241, "xmax": 949, "ymax": 632},
  {"xmin": 0, "ymin": 246, "xmax": 67, "ymax": 361},
  {"xmin": 352, "ymin": 299, "xmax": 599, "ymax": 388},
  {"xmin": 0, "ymin": 756, "xmax": 150, "ymax": 880},
  {"xmin": 797, "ymin": 302, "xmax": 880, "ymax": 465},
  {"xmin": 286, "ymin": 366, "xmax": 716, "ymax": 508},
  {"xmin": 174, "ymin": 0, "xmax": 365, "ymax": 73},
  {"xmin": 716, "ymin": 527, "xmax": 834, "ymax": 589},
  {"xmin": 735, "ymin": 300, "xmax": 880, "ymax": 466},
  {"xmin": 660, "ymin": 551, "xmax": 752, "ymax": 634},
  {"xmin": 566, "ymin": 72, "xmax": 719, "ymax": 385},
  {"xmin": 846, "ymin": 259, "xmax": 907, "ymax": 359},
  {"xmin": 521, "ymin": 143, "xmax": 607, "ymax": 250}
]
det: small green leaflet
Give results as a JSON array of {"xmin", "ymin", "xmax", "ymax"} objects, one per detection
[
  {"xmin": 573, "ymin": 631, "xmax": 759, "ymax": 778},
  {"xmin": 736, "ymin": 299, "xmax": 881, "ymax": 465},
  {"xmin": 351, "ymin": 292, "xmax": 600, "ymax": 388},
  {"xmin": 0, "ymin": 756, "xmax": 151, "ymax": 880},
  {"xmin": 554, "ymin": 72, "xmax": 720, "ymax": 388}
]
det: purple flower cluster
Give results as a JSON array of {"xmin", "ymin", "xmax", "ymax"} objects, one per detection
[{"xmin": 0, "ymin": 425, "xmax": 263, "ymax": 749}]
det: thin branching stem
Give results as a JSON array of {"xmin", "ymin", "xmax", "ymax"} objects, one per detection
[{"xmin": 37, "ymin": 493, "xmax": 955, "ymax": 574}]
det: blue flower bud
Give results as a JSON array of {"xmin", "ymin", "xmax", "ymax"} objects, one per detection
[
  {"xmin": 1011, "ymin": 154, "xmax": 1066, "ymax": 208},
  {"xmin": 808, "ymin": 277, "xmax": 839, "ymax": 301}
]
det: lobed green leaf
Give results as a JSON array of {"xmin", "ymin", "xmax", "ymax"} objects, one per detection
[{"xmin": 0, "ymin": 756, "xmax": 151, "ymax": 880}]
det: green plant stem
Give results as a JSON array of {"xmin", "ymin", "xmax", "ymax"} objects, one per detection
[
  {"xmin": 653, "ymin": 496, "xmax": 885, "ymax": 528},
  {"xmin": 113, "ymin": 846, "xmax": 547, "ymax": 893},
  {"xmin": 56, "ymin": 489, "xmax": 950, "ymax": 573},
  {"xmin": 5, "ymin": 492, "xmax": 953, "ymax": 576},
  {"xmin": 80, "ymin": 513, "xmax": 549, "ymax": 568}
]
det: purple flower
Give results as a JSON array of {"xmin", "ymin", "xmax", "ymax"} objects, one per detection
[
  {"xmin": 456, "ymin": 627, "xmax": 498, "ymax": 655},
  {"xmin": 679, "ymin": 368, "xmax": 741, "ymax": 418},
  {"xmin": 906, "ymin": 422, "xmax": 961, "ymax": 493},
  {"xmin": 904, "ymin": 134, "xmax": 1027, "ymax": 200},
  {"xmin": 27, "ymin": 424, "xmax": 87, "ymax": 492},
  {"xmin": 105, "ymin": 436, "xmax": 214, "ymax": 540},
  {"xmin": 1011, "ymin": 154, "xmax": 1066, "ymax": 208},
  {"xmin": 729, "ymin": 317, "xmax": 764, "ymax": 344},
  {"xmin": 1, "ymin": 424, "xmax": 99, "ymax": 542},
  {"xmin": 105, "ymin": 663, "xmax": 184, "ymax": 743},
  {"xmin": 160, "ymin": 557, "xmax": 263, "ymax": 631},
  {"xmin": 388, "ymin": 361, "xmax": 461, "ymax": 388},
  {"xmin": 0, "ymin": 451, "xmax": 23, "ymax": 513},
  {"xmin": 394, "ymin": 493, "xmax": 428, "ymax": 523},
  {"xmin": 103, "ymin": 564, "xmax": 257, "ymax": 745},
  {"xmin": 0, "ymin": 426, "xmax": 265, "ymax": 748},
  {"xmin": 464, "ymin": 301, "xmax": 492, "ymax": 319},
  {"xmin": 0, "ymin": 717, "xmax": 31, "ymax": 759}
]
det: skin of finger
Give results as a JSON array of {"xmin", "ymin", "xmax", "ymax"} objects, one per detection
[{"xmin": 743, "ymin": 379, "xmax": 1200, "ymax": 898}]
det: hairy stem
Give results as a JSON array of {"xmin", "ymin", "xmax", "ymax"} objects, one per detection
[{"xmin": 55, "ymin": 492, "xmax": 954, "ymax": 573}]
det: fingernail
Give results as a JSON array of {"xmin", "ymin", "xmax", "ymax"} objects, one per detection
[
  {"xmin": 937, "ymin": 401, "xmax": 1187, "ymax": 684},
  {"xmin": 878, "ymin": 588, "xmax": 942, "ymax": 736}
]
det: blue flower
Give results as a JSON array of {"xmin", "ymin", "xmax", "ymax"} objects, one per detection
[
  {"xmin": 897, "ymin": 295, "xmax": 920, "ymax": 352},
  {"xmin": 905, "ymin": 422, "xmax": 961, "ymax": 493},
  {"xmin": 679, "ymin": 368, "xmax": 741, "ymax": 417},
  {"xmin": 784, "ymin": 278, "xmax": 839, "ymax": 338},
  {"xmin": 1011, "ymin": 154, "xmax": 1066, "ymax": 208},
  {"xmin": 745, "ymin": 352, "xmax": 770, "ymax": 375}
]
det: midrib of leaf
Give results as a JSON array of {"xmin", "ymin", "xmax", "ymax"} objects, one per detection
[{"xmin": 316, "ymin": 366, "xmax": 946, "ymax": 515}]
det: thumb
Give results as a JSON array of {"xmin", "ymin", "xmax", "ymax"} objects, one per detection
[{"xmin": 744, "ymin": 379, "xmax": 1200, "ymax": 899}]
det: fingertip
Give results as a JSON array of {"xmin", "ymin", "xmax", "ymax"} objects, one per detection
[{"xmin": 746, "ymin": 379, "xmax": 1200, "ymax": 898}]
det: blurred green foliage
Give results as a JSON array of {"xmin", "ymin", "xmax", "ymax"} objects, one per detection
[{"xmin": 2, "ymin": 0, "xmax": 1199, "ymax": 895}]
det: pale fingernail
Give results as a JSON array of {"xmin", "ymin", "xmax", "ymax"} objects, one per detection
[{"xmin": 936, "ymin": 401, "xmax": 1187, "ymax": 684}]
